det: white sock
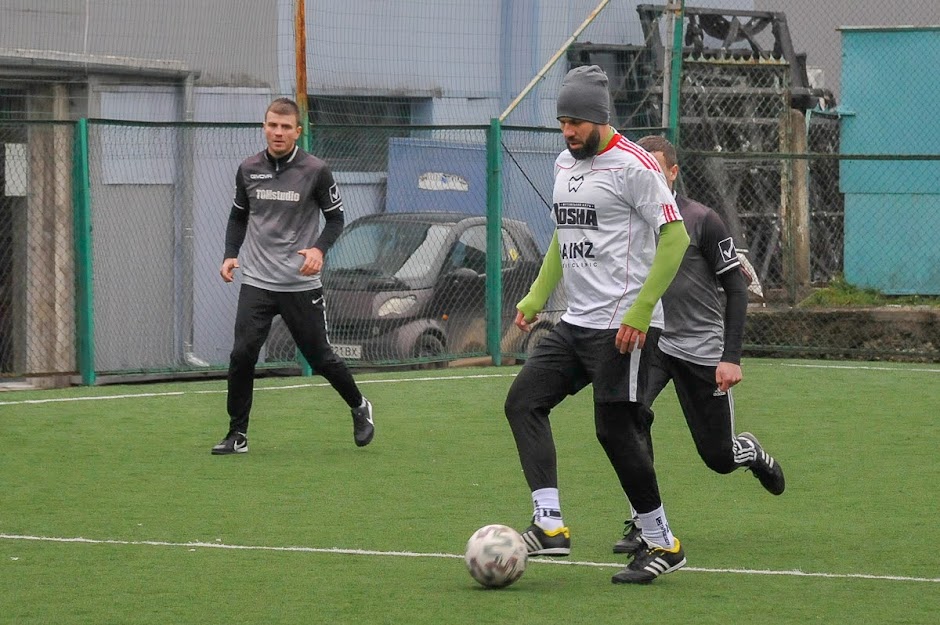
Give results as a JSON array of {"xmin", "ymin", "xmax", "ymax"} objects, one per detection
[
  {"xmin": 359, "ymin": 397, "xmax": 368, "ymax": 408},
  {"xmin": 532, "ymin": 487, "xmax": 564, "ymax": 531},
  {"xmin": 637, "ymin": 505, "xmax": 676, "ymax": 549}
]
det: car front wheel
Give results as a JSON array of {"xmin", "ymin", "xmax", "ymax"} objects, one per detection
[{"xmin": 413, "ymin": 334, "xmax": 446, "ymax": 370}]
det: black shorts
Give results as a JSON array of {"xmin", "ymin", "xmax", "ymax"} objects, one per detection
[{"xmin": 523, "ymin": 319, "xmax": 651, "ymax": 404}]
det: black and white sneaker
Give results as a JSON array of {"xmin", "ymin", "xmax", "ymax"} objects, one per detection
[
  {"xmin": 737, "ymin": 432, "xmax": 785, "ymax": 495},
  {"xmin": 612, "ymin": 517, "xmax": 643, "ymax": 555},
  {"xmin": 351, "ymin": 398, "xmax": 375, "ymax": 447},
  {"xmin": 611, "ymin": 537, "xmax": 686, "ymax": 584},
  {"xmin": 521, "ymin": 523, "xmax": 571, "ymax": 556},
  {"xmin": 211, "ymin": 432, "xmax": 248, "ymax": 455}
]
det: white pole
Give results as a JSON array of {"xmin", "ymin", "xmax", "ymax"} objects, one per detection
[{"xmin": 498, "ymin": 0, "xmax": 612, "ymax": 123}]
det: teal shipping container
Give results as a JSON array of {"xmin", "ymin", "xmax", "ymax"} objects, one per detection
[{"xmin": 839, "ymin": 26, "xmax": 940, "ymax": 295}]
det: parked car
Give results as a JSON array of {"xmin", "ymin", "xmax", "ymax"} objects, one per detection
[{"xmin": 265, "ymin": 212, "xmax": 550, "ymax": 367}]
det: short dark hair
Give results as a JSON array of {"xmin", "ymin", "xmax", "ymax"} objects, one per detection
[
  {"xmin": 636, "ymin": 135, "xmax": 677, "ymax": 168},
  {"xmin": 266, "ymin": 97, "xmax": 301, "ymax": 126}
]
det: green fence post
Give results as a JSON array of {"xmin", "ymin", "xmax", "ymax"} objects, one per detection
[
  {"xmin": 667, "ymin": 1, "xmax": 686, "ymax": 145},
  {"xmin": 72, "ymin": 119, "xmax": 96, "ymax": 385},
  {"xmin": 485, "ymin": 118, "xmax": 504, "ymax": 366}
]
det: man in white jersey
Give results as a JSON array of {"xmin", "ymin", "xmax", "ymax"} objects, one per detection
[
  {"xmin": 612, "ymin": 135, "xmax": 785, "ymax": 555},
  {"xmin": 504, "ymin": 65, "xmax": 691, "ymax": 584}
]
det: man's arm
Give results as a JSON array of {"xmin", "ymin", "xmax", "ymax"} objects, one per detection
[
  {"xmin": 621, "ymin": 220, "xmax": 689, "ymax": 333},
  {"xmin": 515, "ymin": 231, "xmax": 562, "ymax": 323},
  {"xmin": 616, "ymin": 220, "xmax": 688, "ymax": 352},
  {"xmin": 717, "ymin": 266, "xmax": 748, "ymax": 365},
  {"xmin": 221, "ymin": 166, "xmax": 250, "ymax": 282},
  {"xmin": 224, "ymin": 206, "xmax": 248, "ymax": 260},
  {"xmin": 224, "ymin": 166, "xmax": 250, "ymax": 259},
  {"xmin": 311, "ymin": 167, "xmax": 345, "ymax": 253},
  {"xmin": 221, "ymin": 207, "xmax": 248, "ymax": 282},
  {"xmin": 695, "ymin": 206, "xmax": 748, "ymax": 389},
  {"xmin": 715, "ymin": 267, "xmax": 748, "ymax": 391},
  {"xmin": 298, "ymin": 167, "xmax": 345, "ymax": 276}
]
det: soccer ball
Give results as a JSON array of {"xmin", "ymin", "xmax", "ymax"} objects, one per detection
[{"xmin": 464, "ymin": 524, "xmax": 528, "ymax": 589}]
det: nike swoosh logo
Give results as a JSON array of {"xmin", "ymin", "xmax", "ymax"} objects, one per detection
[
  {"xmin": 311, "ymin": 297, "xmax": 324, "ymax": 305},
  {"xmin": 234, "ymin": 440, "xmax": 247, "ymax": 451}
]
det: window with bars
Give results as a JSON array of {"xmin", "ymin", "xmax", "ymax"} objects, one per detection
[{"xmin": 308, "ymin": 96, "xmax": 427, "ymax": 171}]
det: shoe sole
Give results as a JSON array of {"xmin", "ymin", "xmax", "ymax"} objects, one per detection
[
  {"xmin": 611, "ymin": 556, "xmax": 687, "ymax": 584},
  {"xmin": 211, "ymin": 444, "xmax": 248, "ymax": 455},
  {"xmin": 527, "ymin": 547, "xmax": 571, "ymax": 557}
]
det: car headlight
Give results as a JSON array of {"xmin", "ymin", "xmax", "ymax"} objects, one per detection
[{"xmin": 377, "ymin": 295, "xmax": 417, "ymax": 317}]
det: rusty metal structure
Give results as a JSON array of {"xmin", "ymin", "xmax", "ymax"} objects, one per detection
[{"xmin": 567, "ymin": 5, "xmax": 842, "ymax": 294}]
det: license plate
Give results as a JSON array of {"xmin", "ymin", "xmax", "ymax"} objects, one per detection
[{"xmin": 332, "ymin": 343, "xmax": 362, "ymax": 360}]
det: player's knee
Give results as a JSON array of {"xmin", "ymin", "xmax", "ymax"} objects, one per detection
[
  {"xmin": 229, "ymin": 344, "xmax": 260, "ymax": 368},
  {"xmin": 702, "ymin": 451, "xmax": 737, "ymax": 474},
  {"xmin": 504, "ymin": 386, "xmax": 526, "ymax": 421},
  {"xmin": 594, "ymin": 401, "xmax": 638, "ymax": 450}
]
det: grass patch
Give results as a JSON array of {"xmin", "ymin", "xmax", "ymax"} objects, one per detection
[
  {"xmin": 799, "ymin": 275, "xmax": 940, "ymax": 308},
  {"xmin": 2, "ymin": 362, "xmax": 938, "ymax": 624}
]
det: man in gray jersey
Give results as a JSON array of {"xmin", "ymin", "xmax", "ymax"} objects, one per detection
[
  {"xmin": 613, "ymin": 135, "xmax": 785, "ymax": 555},
  {"xmin": 211, "ymin": 97, "xmax": 374, "ymax": 455}
]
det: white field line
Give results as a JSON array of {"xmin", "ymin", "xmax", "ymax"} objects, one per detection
[
  {"xmin": 771, "ymin": 363, "xmax": 940, "ymax": 374},
  {"xmin": 0, "ymin": 373, "xmax": 517, "ymax": 406},
  {"xmin": 1, "ymin": 363, "xmax": 938, "ymax": 407},
  {"xmin": 1, "ymin": 533, "xmax": 937, "ymax": 584}
]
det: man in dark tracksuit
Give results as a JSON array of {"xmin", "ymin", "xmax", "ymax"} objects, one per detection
[
  {"xmin": 211, "ymin": 97, "xmax": 374, "ymax": 455},
  {"xmin": 613, "ymin": 135, "xmax": 785, "ymax": 554}
]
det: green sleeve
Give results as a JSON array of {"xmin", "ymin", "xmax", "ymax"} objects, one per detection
[
  {"xmin": 516, "ymin": 231, "xmax": 562, "ymax": 321},
  {"xmin": 621, "ymin": 220, "xmax": 690, "ymax": 332}
]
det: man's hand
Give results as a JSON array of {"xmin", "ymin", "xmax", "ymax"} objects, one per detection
[
  {"xmin": 616, "ymin": 324, "xmax": 646, "ymax": 354},
  {"xmin": 297, "ymin": 247, "xmax": 325, "ymax": 276},
  {"xmin": 716, "ymin": 361, "xmax": 743, "ymax": 392},
  {"xmin": 220, "ymin": 258, "xmax": 239, "ymax": 283},
  {"xmin": 515, "ymin": 309, "xmax": 538, "ymax": 332}
]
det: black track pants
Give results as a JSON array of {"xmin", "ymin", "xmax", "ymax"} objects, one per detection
[{"xmin": 226, "ymin": 284, "xmax": 362, "ymax": 434}]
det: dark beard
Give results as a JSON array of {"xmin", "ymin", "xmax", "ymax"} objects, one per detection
[{"xmin": 567, "ymin": 127, "xmax": 601, "ymax": 160}]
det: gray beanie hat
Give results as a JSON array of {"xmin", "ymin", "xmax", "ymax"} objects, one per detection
[{"xmin": 556, "ymin": 65, "xmax": 610, "ymax": 124}]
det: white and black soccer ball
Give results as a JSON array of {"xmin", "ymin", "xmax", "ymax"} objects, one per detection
[{"xmin": 465, "ymin": 524, "xmax": 528, "ymax": 589}]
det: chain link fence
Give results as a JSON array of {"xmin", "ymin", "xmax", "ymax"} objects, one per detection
[
  {"xmin": 2, "ymin": 7, "xmax": 939, "ymax": 382},
  {"xmin": 2, "ymin": 121, "xmax": 938, "ymax": 382}
]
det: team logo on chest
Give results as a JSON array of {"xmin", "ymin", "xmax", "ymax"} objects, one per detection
[
  {"xmin": 255, "ymin": 189, "xmax": 300, "ymax": 202},
  {"xmin": 568, "ymin": 175, "xmax": 584, "ymax": 192},
  {"xmin": 554, "ymin": 203, "xmax": 598, "ymax": 230}
]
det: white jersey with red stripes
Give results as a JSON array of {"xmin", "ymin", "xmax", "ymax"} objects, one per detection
[{"xmin": 552, "ymin": 132, "xmax": 682, "ymax": 330}]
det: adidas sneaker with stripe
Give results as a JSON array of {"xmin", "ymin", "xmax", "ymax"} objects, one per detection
[{"xmin": 611, "ymin": 537, "xmax": 686, "ymax": 584}]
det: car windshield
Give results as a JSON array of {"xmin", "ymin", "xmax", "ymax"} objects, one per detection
[{"xmin": 326, "ymin": 220, "xmax": 453, "ymax": 282}]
